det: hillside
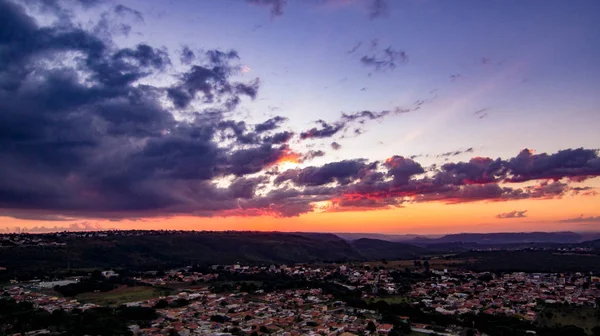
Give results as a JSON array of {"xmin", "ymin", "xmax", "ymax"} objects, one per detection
[
  {"xmin": 0, "ymin": 232, "xmax": 429, "ymax": 279},
  {"xmin": 351, "ymin": 238, "xmax": 428, "ymax": 260},
  {"xmin": 579, "ymin": 238, "xmax": 600, "ymax": 249},
  {"xmin": 409, "ymin": 231, "xmax": 587, "ymax": 245}
]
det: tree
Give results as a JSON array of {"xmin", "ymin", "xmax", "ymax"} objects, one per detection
[
  {"xmin": 423, "ymin": 260, "xmax": 430, "ymax": 272},
  {"xmin": 388, "ymin": 322, "xmax": 411, "ymax": 336},
  {"xmin": 91, "ymin": 269, "xmax": 103, "ymax": 280},
  {"xmin": 463, "ymin": 329, "xmax": 476, "ymax": 336},
  {"xmin": 153, "ymin": 299, "xmax": 168, "ymax": 309},
  {"xmin": 592, "ymin": 326, "xmax": 600, "ymax": 336},
  {"xmin": 367, "ymin": 321, "xmax": 377, "ymax": 333}
]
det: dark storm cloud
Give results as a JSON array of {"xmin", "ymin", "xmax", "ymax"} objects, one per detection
[
  {"xmin": 301, "ymin": 150, "xmax": 326, "ymax": 162},
  {"xmin": 246, "ymin": 0, "xmax": 287, "ymax": 17},
  {"xmin": 237, "ymin": 187, "xmax": 328, "ymax": 217},
  {"xmin": 23, "ymin": 0, "xmax": 104, "ymax": 16},
  {"xmin": 113, "ymin": 44, "xmax": 170, "ymax": 70},
  {"xmin": 274, "ymin": 159, "xmax": 372, "ymax": 187},
  {"xmin": 263, "ymin": 131, "xmax": 294, "ymax": 145},
  {"xmin": 226, "ymin": 145, "xmax": 295, "ymax": 176},
  {"xmin": 228, "ymin": 176, "xmax": 268, "ymax": 199},
  {"xmin": 300, "ymin": 106, "xmax": 417, "ymax": 140},
  {"xmin": 413, "ymin": 182, "xmax": 570, "ymax": 204},
  {"xmin": 167, "ymin": 62, "xmax": 259, "ymax": 109},
  {"xmin": 438, "ymin": 157, "xmax": 506, "ymax": 185},
  {"xmin": 206, "ymin": 49, "xmax": 239, "ymax": 64},
  {"xmin": 300, "ymin": 120, "xmax": 345, "ymax": 139},
  {"xmin": 284, "ymin": 148, "xmax": 599, "ymax": 213},
  {"xmin": 254, "ymin": 116, "xmax": 288, "ymax": 133},
  {"xmin": 179, "ymin": 45, "xmax": 196, "ymax": 65},
  {"xmin": 437, "ymin": 148, "xmax": 474, "ymax": 158},
  {"xmin": 341, "ymin": 108, "xmax": 411, "ymax": 123},
  {"xmin": 0, "ymin": 0, "xmax": 278, "ymax": 219},
  {"xmin": 410, "ymin": 148, "xmax": 476, "ymax": 160},
  {"xmin": 0, "ymin": 210, "xmax": 74, "ymax": 221},
  {"xmin": 496, "ymin": 210, "xmax": 528, "ymax": 219},
  {"xmin": 334, "ymin": 197, "xmax": 401, "ymax": 210},
  {"xmin": 360, "ymin": 47, "xmax": 408, "ymax": 71},
  {"xmin": 505, "ymin": 148, "xmax": 600, "ymax": 183},
  {"xmin": 423, "ymin": 148, "xmax": 600, "ymax": 188},
  {"xmin": 114, "ymin": 4, "xmax": 144, "ymax": 22},
  {"xmin": 384, "ymin": 156, "xmax": 425, "ymax": 186},
  {"xmin": 1, "ymin": 0, "xmax": 599, "ymax": 221}
]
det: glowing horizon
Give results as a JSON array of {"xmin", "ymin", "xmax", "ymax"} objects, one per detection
[{"xmin": 0, "ymin": 0, "xmax": 599, "ymax": 234}]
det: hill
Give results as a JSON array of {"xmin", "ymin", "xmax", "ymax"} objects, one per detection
[
  {"xmin": 335, "ymin": 233, "xmax": 433, "ymax": 242},
  {"xmin": 350, "ymin": 238, "xmax": 428, "ymax": 260},
  {"xmin": 579, "ymin": 238, "xmax": 600, "ymax": 249},
  {"xmin": 409, "ymin": 231, "xmax": 588, "ymax": 245},
  {"xmin": 0, "ymin": 231, "xmax": 429, "ymax": 279}
]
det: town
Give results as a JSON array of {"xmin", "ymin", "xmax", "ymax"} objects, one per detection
[{"xmin": 3, "ymin": 260, "xmax": 600, "ymax": 335}]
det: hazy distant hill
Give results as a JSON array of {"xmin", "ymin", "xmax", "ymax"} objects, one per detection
[
  {"xmin": 335, "ymin": 231, "xmax": 600, "ymax": 245},
  {"xmin": 335, "ymin": 233, "xmax": 433, "ymax": 242},
  {"xmin": 408, "ymin": 231, "xmax": 591, "ymax": 245}
]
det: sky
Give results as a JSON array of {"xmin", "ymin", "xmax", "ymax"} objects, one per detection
[{"xmin": 1, "ymin": 0, "xmax": 599, "ymax": 234}]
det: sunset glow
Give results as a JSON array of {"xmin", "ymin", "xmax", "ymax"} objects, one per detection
[{"xmin": 0, "ymin": 0, "xmax": 599, "ymax": 235}]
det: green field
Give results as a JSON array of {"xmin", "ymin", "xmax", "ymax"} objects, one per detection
[{"xmin": 76, "ymin": 286, "xmax": 173, "ymax": 306}]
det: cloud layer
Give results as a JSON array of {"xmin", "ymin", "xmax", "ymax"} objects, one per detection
[
  {"xmin": 496, "ymin": 210, "xmax": 528, "ymax": 219},
  {"xmin": 0, "ymin": 0, "xmax": 599, "ymax": 222}
]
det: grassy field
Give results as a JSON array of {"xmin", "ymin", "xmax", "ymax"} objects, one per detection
[
  {"xmin": 536, "ymin": 305, "xmax": 600, "ymax": 335},
  {"xmin": 360, "ymin": 257, "xmax": 470, "ymax": 270},
  {"xmin": 366, "ymin": 295, "xmax": 412, "ymax": 305},
  {"xmin": 76, "ymin": 285, "xmax": 173, "ymax": 306}
]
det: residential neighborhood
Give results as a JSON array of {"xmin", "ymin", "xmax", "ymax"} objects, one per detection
[{"xmin": 3, "ymin": 261, "xmax": 600, "ymax": 335}]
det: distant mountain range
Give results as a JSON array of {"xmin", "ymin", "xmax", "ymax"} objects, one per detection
[
  {"xmin": 336, "ymin": 231, "xmax": 600, "ymax": 245},
  {"xmin": 335, "ymin": 232, "xmax": 438, "ymax": 242}
]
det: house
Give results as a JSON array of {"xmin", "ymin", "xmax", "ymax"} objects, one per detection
[
  {"xmin": 377, "ymin": 324, "xmax": 393, "ymax": 334},
  {"xmin": 101, "ymin": 270, "xmax": 119, "ymax": 278}
]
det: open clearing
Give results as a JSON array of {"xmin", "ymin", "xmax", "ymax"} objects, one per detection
[
  {"xmin": 76, "ymin": 285, "xmax": 172, "ymax": 306},
  {"xmin": 366, "ymin": 295, "xmax": 412, "ymax": 305},
  {"xmin": 536, "ymin": 305, "xmax": 600, "ymax": 335},
  {"xmin": 360, "ymin": 257, "xmax": 470, "ymax": 270}
]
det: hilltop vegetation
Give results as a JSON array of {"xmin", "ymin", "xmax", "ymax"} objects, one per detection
[
  {"xmin": 0, "ymin": 232, "xmax": 425, "ymax": 279},
  {"xmin": 2, "ymin": 231, "xmax": 600, "ymax": 280},
  {"xmin": 459, "ymin": 250, "xmax": 600, "ymax": 273}
]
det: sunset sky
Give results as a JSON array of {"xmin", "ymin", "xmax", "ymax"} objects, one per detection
[{"xmin": 1, "ymin": 0, "xmax": 599, "ymax": 234}]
